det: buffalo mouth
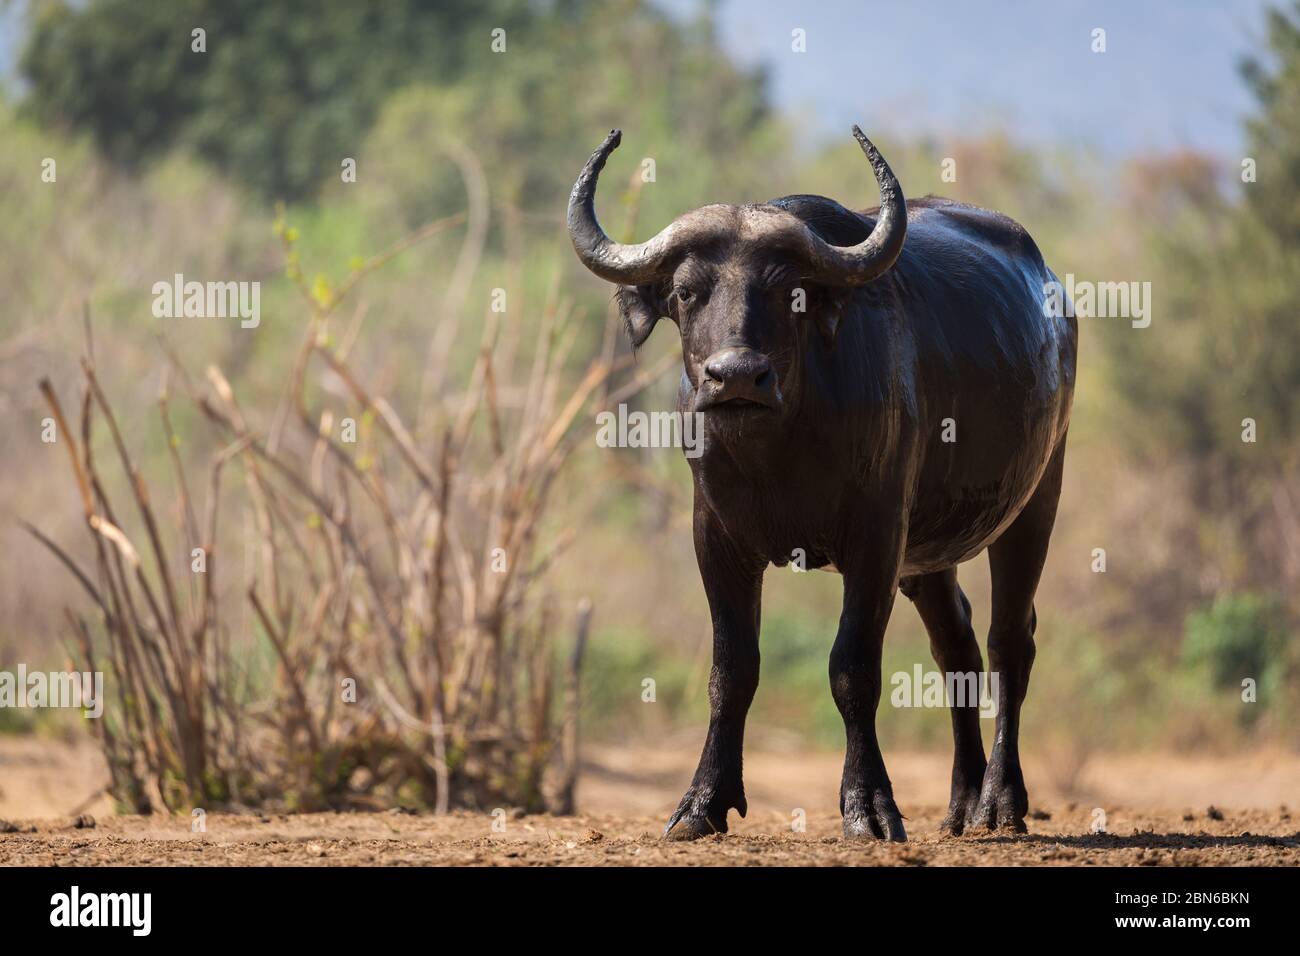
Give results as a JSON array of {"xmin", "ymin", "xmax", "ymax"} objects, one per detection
[
  {"xmin": 694, "ymin": 379, "xmax": 783, "ymax": 414},
  {"xmin": 695, "ymin": 393, "xmax": 781, "ymax": 413}
]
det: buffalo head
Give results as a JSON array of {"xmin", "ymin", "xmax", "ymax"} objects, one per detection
[{"xmin": 567, "ymin": 127, "xmax": 907, "ymax": 417}]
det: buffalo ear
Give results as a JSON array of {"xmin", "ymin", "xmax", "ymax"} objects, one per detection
[
  {"xmin": 813, "ymin": 291, "xmax": 850, "ymax": 350},
  {"xmin": 616, "ymin": 284, "xmax": 667, "ymax": 349},
  {"xmin": 814, "ymin": 310, "xmax": 840, "ymax": 349}
]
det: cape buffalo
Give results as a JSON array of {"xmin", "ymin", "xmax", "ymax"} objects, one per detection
[{"xmin": 568, "ymin": 127, "xmax": 1076, "ymax": 841}]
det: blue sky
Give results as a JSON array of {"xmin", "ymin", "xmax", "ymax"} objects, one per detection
[{"xmin": 657, "ymin": 0, "xmax": 1279, "ymax": 158}]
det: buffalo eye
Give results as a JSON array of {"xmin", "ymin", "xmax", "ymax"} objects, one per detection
[{"xmin": 670, "ymin": 286, "xmax": 699, "ymax": 320}]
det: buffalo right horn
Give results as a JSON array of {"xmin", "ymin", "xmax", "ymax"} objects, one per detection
[{"xmin": 566, "ymin": 129, "xmax": 717, "ymax": 285}]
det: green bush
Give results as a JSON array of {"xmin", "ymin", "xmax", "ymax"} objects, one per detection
[
  {"xmin": 581, "ymin": 627, "xmax": 704, "ymax": 734},
  {"xmin": 1182, "ymin": 593, "xmax": 1287, "ymax": 693}
]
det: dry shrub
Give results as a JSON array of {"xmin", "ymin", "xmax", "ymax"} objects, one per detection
[{"xmin": 27, "ymin": 210, "xmax": 668, "ymax": 815}]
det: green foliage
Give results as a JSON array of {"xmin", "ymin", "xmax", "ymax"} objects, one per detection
[
  {"xmin": 19, "ymin": 0, "xmax": 779, "ymax": 211},
  {"xmin": 748, "ymin": 613, "xmax": 845, "ymax": 747},
  {"xmin": 20, "ymin": 0, "xmax": 532, "ymax": 200},
  {"xmin": 1104, "ymin": 1, "xmax": 1300, "ymax": 472},
  {"xmin": 0, "ymin": 704, "xmax": 36, "ymax": 735},
  {"xmin": 581, "ymin": 627, "xmax": 703, "ymax": 733},
  {"xmin": 1241, "ymin": 1, "xmax": 1300, "ymax": 249},
  {"xmin": 1182, "ymin": 593, "xmax": 1287, "ymax": 692},
  {"xmin": 353, "ymin": 1, "xmax": 783, "ymax": 239}
]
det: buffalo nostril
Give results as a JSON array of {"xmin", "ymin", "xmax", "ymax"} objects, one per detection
[{"xmin": 702, "ymin": 350, "xmax": 775, "ymax": 399}]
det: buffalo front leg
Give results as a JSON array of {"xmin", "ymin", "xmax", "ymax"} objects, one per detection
[
  {"xmin": 832, "ymin": 536, "xmax": 907, "ymax": 841},
  {"xmin": 664, "ymin": 508, "xmax": 763, "ymax": 840},
  {"xmin": 901, "ymin": 568, "xmax": 987, "ymax": 835}
]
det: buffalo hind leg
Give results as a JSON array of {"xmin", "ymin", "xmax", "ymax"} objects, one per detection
[
  {"xmin": 901, "ymin": 568, "xmax": 988, "ymax": 835},
  {"xmin": 833, "ymin": 533, "xmax": 907, "ymax": 841},
  {"xmin": 664, "ymin": 509, "xmax": 763, "ymax": 840},
  {"xmin": 975, "ymin": 441, "xmax": 1066, "ymax": 832}
]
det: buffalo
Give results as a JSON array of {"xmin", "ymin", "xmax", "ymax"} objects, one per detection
[{"xmin": 568, "ymin": 127, "xmax": 1076, "ymax": 841}]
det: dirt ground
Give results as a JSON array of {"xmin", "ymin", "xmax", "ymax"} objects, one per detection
[{"xmin": 2, "ymin": 734, "xmax": 1297, "ymax": 865}]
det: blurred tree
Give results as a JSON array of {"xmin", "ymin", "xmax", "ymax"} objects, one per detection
[
  {"xmin": 354, "ymin": 0, "xmax": 782, "ymax": 233},
  {"xmin": 1241, "ymin": 1, "xmax": 1300, "ymax": 250},
  {"xmin": 19, "ymin": 0, "xmax": 779, "ymax": 211},
  {"xmin": 1101, "ymin": 1, "xmax": 1300, "ymax": 597},
  {"xmin": 19, "ymin": 0, "xmax": 534, "ymax": 200}
]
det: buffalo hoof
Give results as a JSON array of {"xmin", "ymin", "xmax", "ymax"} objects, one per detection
[
  {"xmin": 841, "ymin": 788, "xmax": 907, "ymax": 842},
  {"xmin": 938, "ymin": 786, "xmax": 984, "ymax": 836},
  {"xmin": 973, "ymin": 803, "xmax": 1029, "ymax": 833},
  {"xmin": 974, "ymin": 763, "xmax": 1029, "ymax": 833},
  {"xmin": 663, "ymin": 814, "xmax": 726, "ymax": 841},
  {"xmin": 662, "ymin": 784, "xmax": 741, "ymax": 841}
]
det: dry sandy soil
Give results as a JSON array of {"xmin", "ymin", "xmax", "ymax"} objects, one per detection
[{"xmin": 2, "ymin": 734, "xmax": 1297, "ymax": 865}]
